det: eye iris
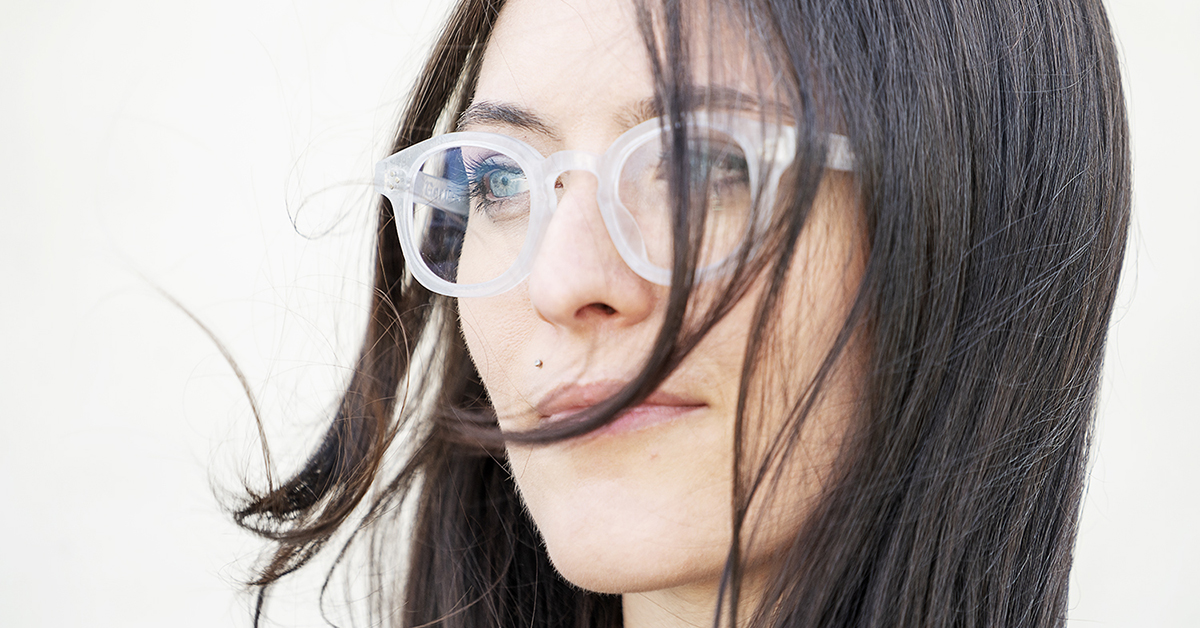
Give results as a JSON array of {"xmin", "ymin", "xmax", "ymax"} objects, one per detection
[{"xmin": 488, "ymin": 169, "xmax": 524, "ymax": 197}]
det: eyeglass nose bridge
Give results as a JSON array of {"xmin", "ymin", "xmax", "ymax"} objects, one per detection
[
  {"xmin": 540, "ymin": 150, "xmax": 602, "ymax": 194},
  {"xmin": 532, "ymin": 148, "xmax": 669, "ymax": 286}
]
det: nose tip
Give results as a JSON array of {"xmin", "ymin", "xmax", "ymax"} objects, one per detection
[{"xmin": 526, "ymin": 169, "xmax": 658, "ymax": 329}]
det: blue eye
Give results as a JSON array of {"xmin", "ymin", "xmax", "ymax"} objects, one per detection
[
  {"xmin": 464, "ymin": 154, "xmax": 528, "ymax": 202},
  {"xmin": 461, "ymin": 152, "xmax": 532, "ymax": 223},
  {"xmin": 483, "ymin": 167, "xmax": 528, "ymax": 198}
]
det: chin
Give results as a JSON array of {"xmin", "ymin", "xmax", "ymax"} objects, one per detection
[
  {"xmin": 512, "ymin": 455, "xmax": 731, "ymax": 594},
  {"xmin": 538, "ymin": 520, "xmax": 721, "ymax": 594}
]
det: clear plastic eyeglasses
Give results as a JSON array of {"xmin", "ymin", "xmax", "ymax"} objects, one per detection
[{"xmin": 374, "ymin": 113, "xmax": 854, "ymax": 298}]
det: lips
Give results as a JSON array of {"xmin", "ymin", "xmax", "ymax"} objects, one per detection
[{"xmin": 535, "ymin": 379, "xmax": 707, "ymax": 434}]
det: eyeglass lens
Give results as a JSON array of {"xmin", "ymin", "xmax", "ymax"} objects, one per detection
[{"xmin": 407, "ymin": 128, "xmax": 755, "ymax": 288}]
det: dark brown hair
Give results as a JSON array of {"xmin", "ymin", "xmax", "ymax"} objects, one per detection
[{"xmin": 232, "ymin": 0, "xmax": 1130, "ymax": 627}]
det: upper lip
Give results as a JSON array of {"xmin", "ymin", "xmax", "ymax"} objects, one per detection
[{"xmin": 535, "ymin": 379, "xmax": 706, "ymax": 419}]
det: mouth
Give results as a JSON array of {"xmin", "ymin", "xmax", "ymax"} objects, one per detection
[{"xmin": 535, "ymin": 380, "xmax": 708, "ymax": 437}]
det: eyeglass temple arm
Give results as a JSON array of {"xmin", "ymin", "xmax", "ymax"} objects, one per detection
[
  {"xmin": 825, "ymin": 134, "xmax": 855, "ymax": 172},
  {"xmin": 379, "ymin": 166, "xmax": 469, "ymax": 216},
  {"xmin": 411, "ymin": 172, "xmax": 469, "ymax": 215},
  {"xmin": 768, "ymin": 132, "xmax": 855, "ymax": 172}
]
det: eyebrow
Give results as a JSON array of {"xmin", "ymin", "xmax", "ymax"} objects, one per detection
[
  {"xmin": 457, "ymin": 102, "xmax": 561, "ymax": 138},
  {"xmin": 457, "ymin": 86, "xmax": 788, "ymax": 136}
]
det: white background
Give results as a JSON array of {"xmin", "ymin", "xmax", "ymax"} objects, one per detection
[{"xmin": 0, "ymin": 1, "xmax": 1195, "ymax": 626}]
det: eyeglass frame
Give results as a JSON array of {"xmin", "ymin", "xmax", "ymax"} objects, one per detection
[{"xmin": 374, "ymin": 113, "xmax": 854, "ymax": 298}]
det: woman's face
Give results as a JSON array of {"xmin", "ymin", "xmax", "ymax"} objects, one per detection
[{"xmin": 456, "ymin": 0, "xmax": 866, "ymax": 606}]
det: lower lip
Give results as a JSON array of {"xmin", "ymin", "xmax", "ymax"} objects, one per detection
[{"xmin": 550, "ymin": 403, "xmax": 706, "ymax": 438}]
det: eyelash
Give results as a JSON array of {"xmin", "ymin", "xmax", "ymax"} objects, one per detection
[{"xmin": 463, "ymin": 154, "xmax": 528, "ymax": 212}]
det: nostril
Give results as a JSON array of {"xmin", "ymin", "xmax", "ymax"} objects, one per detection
[
  {"xmin": 585, "ymin": 303, "xmax": 617, "ymax": 316},
  {"xmin": 554, "ymin": 175, "xmax": 567, "ymax": 202}
]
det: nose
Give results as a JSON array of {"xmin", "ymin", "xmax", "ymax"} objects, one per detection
[{"xmin": 526, "ymin": 168, "xmax": 658, "ymax": 329}]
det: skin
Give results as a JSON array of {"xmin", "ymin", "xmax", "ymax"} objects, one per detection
[{"xmin": 455, "ymin": 1, "xmax": 867, "ymax": 626}]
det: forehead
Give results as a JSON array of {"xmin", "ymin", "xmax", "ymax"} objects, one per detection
[
  {"xmin": 475, "ymin": 0, "xmax": 652, "ymax": 136},
  {"xmin": 474, "ymin": 0, "xmax": 776, "ymax": 138}
]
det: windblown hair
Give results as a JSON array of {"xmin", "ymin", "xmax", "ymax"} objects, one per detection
[{"xmin": 232, "ymin": 0, "xmax": 1130, "ymax": 627}]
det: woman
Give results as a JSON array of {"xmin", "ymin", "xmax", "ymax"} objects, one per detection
[{"xmin": 234, "ymin": 0, "xmax": 1130, "ymax": 627}]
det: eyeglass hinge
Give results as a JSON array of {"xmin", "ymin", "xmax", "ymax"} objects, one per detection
[{"xmin": 384, "ymin": 169, "xmax": 408, "ymax": 193}]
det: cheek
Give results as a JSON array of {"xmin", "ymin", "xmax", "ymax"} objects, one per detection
[
  {"xmin": 458, "ymin": 216, "xmax": 529, "ymax": 285},
  {"xmin": 457, "ymin": 294, "xmax": 536, "ymax": 410},
  {"xmin": 736, "ymin": 336, "xmax": 863, "ymax": 576},
  {"xmin": 734, "ymin": 182, "xmax": 868, "ymax": 566}
]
